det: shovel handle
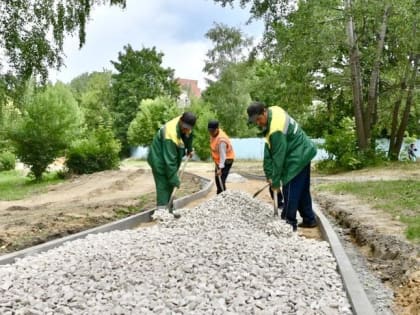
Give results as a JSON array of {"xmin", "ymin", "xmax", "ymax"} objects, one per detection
[
  {"xmin": 167, "ymin": 155, "xmax": 190, "ymax": 212},
  {"xmin": 253, "ymin": 183, "xmax": 270, "ymax": 198},
  {"xmin": 273, "ymin": 190, "xmax": 278, "ymax": 216},
  {"xmin": 217, "ymin": 174, "xmax": 224, "ymax": 192}
]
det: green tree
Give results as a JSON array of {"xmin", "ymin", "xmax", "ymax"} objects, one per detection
[
  {"xmin": 214, "ymin": 0, "xmax": 419, "ymax": 161},
  {"xmin": 203, "ymin": 62, "xmax": 254, "ymax": 137},
  {"xmin": 111, "ymin": 45, "xmax": 180, "ymax": 157},
  {"xmin": 69, "ymin": 71, "xmax": 114, "ymax": 130},
  {"xmin": 202, "ymin": 23, "xmax": 256, "ymax": 137},
  {"xmin": 0, "ymin": 0, "xmax": 126, "ymax": 82},
  {"xmin": 9, "ymin": 83, "xmax": 83, "ymax": 180},
  {"xmin": 127, "ymin": 97, "xmax": 181, "ymax": 147},
  {"xmin": 204, "ymin": 22, "xmax": 253, "ymax": 81}
]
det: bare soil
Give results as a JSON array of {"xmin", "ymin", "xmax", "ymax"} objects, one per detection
[
  {"xmin": 0, "ymin": 167, "xmax": 201, "ymax": 253},
  {"xmin": 0, "ymin": 161, "xmax": 419, "ymax": 314}
]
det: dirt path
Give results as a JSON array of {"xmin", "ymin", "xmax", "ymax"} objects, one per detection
[{"xmin": 0, "ymin": 167, "xmax": 199, "ymax": 253}]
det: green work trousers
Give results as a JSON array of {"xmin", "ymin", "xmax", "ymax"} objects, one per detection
[{"xmin": 151, "ymin": 169, "xmax": 175, "ymax": 207}]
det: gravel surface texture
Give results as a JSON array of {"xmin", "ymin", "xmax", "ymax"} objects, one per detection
[{"xmin": 0, "ymin": 191, "xmax": 352, "ymax": 315}]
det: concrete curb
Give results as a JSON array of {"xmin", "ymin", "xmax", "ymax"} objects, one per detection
[
  {"xmin": 174, "ymin": 176, "xmax": 213, "ymax": 209},
  {"xmin": 0, "ymin": 174, "xmax": 212, "ymax": 266}
]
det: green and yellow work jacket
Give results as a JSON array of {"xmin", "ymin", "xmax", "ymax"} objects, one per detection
[
  {"xmin": 262, "ymin": 106, "xmax": 317, "ymax": 188},
  {"xmin": 147, "ymin": 116, "xmax": 193, "ymax": 187}
]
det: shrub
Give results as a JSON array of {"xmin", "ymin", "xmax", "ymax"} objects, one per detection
[
  {"xmin": 0, "ymin": 151, "xmax": 16, "ymax": 171},
  {"xmin": 319, "ymin": 117, "xmax": 363, "ymax": 171},
  {"xmin": 127, "ymin": 97, "xmax": 181, "ymax": 147},
  {"xmin": 66, "ymin": 127, "xmax": 121, "ymax": 174},
  {"xmin": 9, "ymin": 83, "xmax": 83, "ymax": 180}
]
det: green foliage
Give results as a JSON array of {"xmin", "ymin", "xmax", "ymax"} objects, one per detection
[
  {"xmin": 204, "ymin": 22, "xmax": 253, "ymax": 80},
  {"xmin": 0, "ymin": 0, "xmax": 126, "ymax": 81},
  {"xmin": 202, "ymin": 63, "xmax": 254, "ymax": 137},
  {"xmin": 202, "ymin": 23, "xmax": 257, "ymax": 138},
  {"xmin": 186, "ymin": 99, "xmax": 217, "ymax": 161},
  {"xmin": 0, "ymin": 151, "xmax": 16, "ymax": 171},
  {"xmin": 127, "ymin": 97, "xmax": 181, "ymax": 147},
  {"xmin": 213, "ymin": 0, "xmax": 419, "ymax": 163},
  {"xmin": 0, "ymin": 97, "xmax": 21, "ymax": 151},
  {"xmin": 319, "ymin": 117, "xmax": 363, "ymax": 171},
  {"xmin": 66, "ymin": 127, "xmax": 121, "ymax": 175},
  {"xmin": 9, "ymin": 83, "xmax": 83, "ymax": 180},
  {"xmin": 110, "ymin": 45, "xmax": 180, "ymax": 157},
  {"xmin": 318, "ymin": 117, "xmax": 387, "ymax": 172},
  {"xmin": 69, "ymin": 71, "xmax": 114, "ymax": 130}
]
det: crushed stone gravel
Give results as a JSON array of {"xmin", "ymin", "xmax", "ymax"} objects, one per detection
[{"xmin": 0, "ymin": 190, "xmax": 352, "ymax": 314}]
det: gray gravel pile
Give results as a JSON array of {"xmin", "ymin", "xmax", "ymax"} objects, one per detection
[{"xmin": 0, "ymin": 190, "xmax": 352, "ymax": 315}]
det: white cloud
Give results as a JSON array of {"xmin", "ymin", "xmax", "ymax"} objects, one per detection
[{"xmin": 51, "ymin": 0, "xmax": 264, "ymax": 91}]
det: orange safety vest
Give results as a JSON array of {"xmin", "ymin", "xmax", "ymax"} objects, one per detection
[{"xmin": 210, "ymin": 129, "xmax": 235, "ymax": 165}]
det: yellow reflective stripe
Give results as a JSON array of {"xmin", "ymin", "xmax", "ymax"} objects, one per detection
[
  {"xmin": 165, "ymin": 116, "xmax": 183, "ymax": 147},
  {"xmin": 264, "ymin": 106, "xmax": 288, "ymax": 148}
]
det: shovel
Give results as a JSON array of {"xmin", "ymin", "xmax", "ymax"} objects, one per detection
[
  {"xmin": 252, "ymin": 183, "xmax": 270, "ymax": 198},
  {"xmin": 273, "ymin": 189, "xmax": 279, "ymax": 216},
  {"xmin": 167, "ymin": 155, "xmax": 191, "ymax": 219},
  {"xmin": 217, "ymin": 174, "xmax": 224, "ymax": 192}
]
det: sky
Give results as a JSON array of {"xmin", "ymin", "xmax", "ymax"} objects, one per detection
[{"xmin": 50, "ymin": 0, "xmax": 264, "ymax": 91}]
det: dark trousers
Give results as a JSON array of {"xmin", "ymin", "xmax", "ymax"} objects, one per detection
[
  {"xmin": 215, "ymin": 162, "xmax": 233, "ymax": 194},
  {"xmin": 282, "ymin": 164, "xmax": 316, "ymax": 228}
]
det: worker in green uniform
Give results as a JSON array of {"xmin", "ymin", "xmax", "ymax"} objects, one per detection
[
  {"xmin": 147, "ymin": 112, "xmax": 196, "ymax": 211},
  {"xmin": 247, "ymin": 101, "xmax": 318, "ymax": 232}
]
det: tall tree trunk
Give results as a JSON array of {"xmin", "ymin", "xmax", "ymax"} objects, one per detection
[
  {"xmin": 345, "ymin": 0, "xmax": 367, "ymax": 150},
  {"xmin": 388, "ymin": 53, "xmax": 419, "ymax": 160},
  {"xmin": 365, "ymin": 4, "xmax": 391, "ymax": 145}
]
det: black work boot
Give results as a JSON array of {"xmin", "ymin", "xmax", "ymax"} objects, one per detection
[{"xmin": 297, "ymin": 220, "xmax": 318, "ymax": 228}]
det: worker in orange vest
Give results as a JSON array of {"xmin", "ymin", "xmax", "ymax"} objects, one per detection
[{"xmin": 208, "ymin": 120, "xmax": 235, "ymax": 194}]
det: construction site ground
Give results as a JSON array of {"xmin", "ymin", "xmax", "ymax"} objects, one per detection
[{"xmin": 0, "ymin": 160, "xmax": 418, "ymax": 314}]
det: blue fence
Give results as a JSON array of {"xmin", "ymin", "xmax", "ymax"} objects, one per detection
[
  {"xmin": 132, "ymin": 138, "xmax": 419, "ymax": 161},
  {"xmin": 131, "ymin": 138, "xmax": 328, "ymax": 161}
]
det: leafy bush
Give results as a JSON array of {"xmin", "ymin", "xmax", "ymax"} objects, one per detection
[
  {"xmin": 0, "ymin": 151, "xmax": 16, "ymax": 171},
  {"xmin": 127, "ymin": 97, "xmax": 181, "ymax": 147},
  {"xmin": 66, "ymin": 127, "xmax": 121, "ymax": 174},
  {"xmin": 9, "ymin": 83, "xmax": 83, "ymax": 180},
  {"xmin": 318, "ymin": 117, "xmax": 363, "ymax": 171},
  {"xmin": 318, "ymin": 117, "xmax": 388, "ymax": 172}
]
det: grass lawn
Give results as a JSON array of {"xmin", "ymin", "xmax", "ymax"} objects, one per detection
[
  {"xmin": 0, "ymin": 170, "xmax": 63, "ymax": 200},
  {"xmin": 317, "ymin": 180, "xmax": 420, "ymax": 242}
]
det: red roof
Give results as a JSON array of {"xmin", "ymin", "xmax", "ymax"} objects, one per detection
[{"xmin": 176, "ymin": 78, "xmax": 201, "ymax": 97}]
